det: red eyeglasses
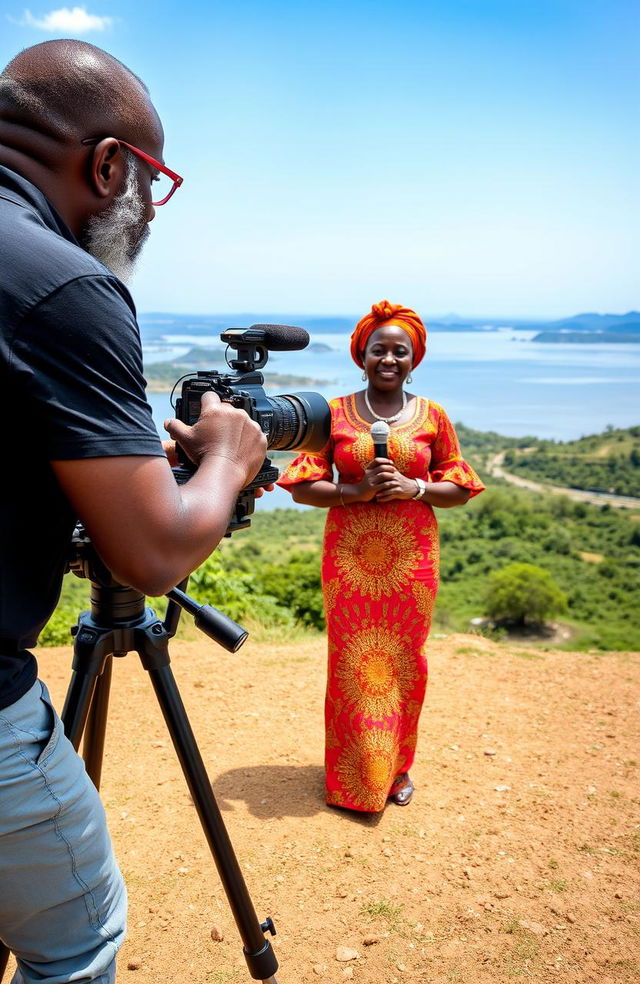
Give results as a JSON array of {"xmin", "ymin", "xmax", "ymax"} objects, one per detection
[{"xmin": 81, "ymin": 137, "xmax": 183, "ymax": 206}]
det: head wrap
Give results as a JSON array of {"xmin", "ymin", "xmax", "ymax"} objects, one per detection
[{"xmin": 349, "ymin": 300, "xmax": 427, "ymax": 369}]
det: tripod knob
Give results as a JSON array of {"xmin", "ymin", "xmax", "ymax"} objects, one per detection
[{"xmin": 260, "ymin": 917, "xmax": 277, "ymax": 937}]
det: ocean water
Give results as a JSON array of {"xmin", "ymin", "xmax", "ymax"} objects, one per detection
[{"xmin": 140, "ymin": 317, "xmax": 640, "ymax": 511}]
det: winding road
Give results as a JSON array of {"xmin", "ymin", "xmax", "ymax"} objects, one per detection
[{"xmin": 487, "ymin": 451, "xmax": 640, "ymax": 510}]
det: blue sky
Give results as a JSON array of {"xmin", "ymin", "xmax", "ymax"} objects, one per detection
[{"xmin": 1, "ymin": 0, "xmax": 638, "ymax": 319}]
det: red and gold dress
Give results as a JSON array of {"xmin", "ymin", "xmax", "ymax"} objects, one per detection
[{"xmin": 278, "ymin": 395, "xmax": 484, "ymax": 812}]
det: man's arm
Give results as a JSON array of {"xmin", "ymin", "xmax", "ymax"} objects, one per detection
[{"xmin": 52, "ymin": 392, "xmax": 267, "ymax": 596}]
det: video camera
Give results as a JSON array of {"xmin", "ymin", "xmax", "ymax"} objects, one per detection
[{"xmin": 171, "ymin": 323, "xmax": 331, "ymax": 533}]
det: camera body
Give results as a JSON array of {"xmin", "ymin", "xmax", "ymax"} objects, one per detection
[{"xmin": 172, "ymin": 325, "xmax": 331, "ymax": 533}]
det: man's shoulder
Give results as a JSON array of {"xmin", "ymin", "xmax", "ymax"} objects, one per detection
[{"xmin": 0, "ymin": 188, "xmax": 133, "ymax": 321}]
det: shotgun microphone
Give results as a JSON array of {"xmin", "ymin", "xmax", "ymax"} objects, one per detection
[{"xmin": 371, "ymin": 420, "xmax": 390, "ymax": 459}]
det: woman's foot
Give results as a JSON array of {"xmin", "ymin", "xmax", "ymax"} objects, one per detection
[{"xmin": 389, "ymin": 772, "xmax": 414, "ymax": 806}]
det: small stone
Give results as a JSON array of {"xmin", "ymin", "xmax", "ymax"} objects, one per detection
[
  {"xmin": 126, "ymin": 958, "xmax": 142, "ymax": 970},
  {"xmin": 484, "ymin": 749, "xmax": 497, "ymax": 756},
  {"xmin": 520, "ymin": 920, "xmax": 545, "ymax": 936},
  {"xmin": 336, "ymin": 887, "xmax": 348, "ymax": 898},
  {"xmin": 495, "ymin": 784, "xmax": 511, "ymax": 792},
  {"xmin": 342, "ymin": 969, "xmax": 354, "ymax": 979},
  {"xmin": 363, "ymin": 934, "xmax": 380, "ymax": 946},
  {"xmin": 210, "ymin": 925, "xmax": 224, "ymax": 942},
  {"xmin": 336, "ymin": 945, "xmax": 359, "ymax": 962},
  {"xmin": 397, "ymin": 963, "xmax": 407, "ymax": 972},
  {"xmin": 382, "ymin": 847, "xmax": 393, "ymax": 857},
  {"xmin": 313, "ymin": 963, "xmax": 328, "ymax": 976}
]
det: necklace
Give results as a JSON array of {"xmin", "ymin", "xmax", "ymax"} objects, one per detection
[{"xmin": 364, "ymin": 389, "xmax": 407, "ymax": 424}]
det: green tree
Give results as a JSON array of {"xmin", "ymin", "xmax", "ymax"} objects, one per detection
[{"xmin": 484, "ymin": 563, "xmax": 567, "ymax": 627}]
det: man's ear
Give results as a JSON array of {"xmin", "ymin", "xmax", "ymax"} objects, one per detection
[{"xmin": 88, "ymin": 137, "xmax": 126, "ymax": 200}]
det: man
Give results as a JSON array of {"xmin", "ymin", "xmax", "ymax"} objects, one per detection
[{"xmin": 0, "ymin": 39, "xmax": 267, "ymax": 983}]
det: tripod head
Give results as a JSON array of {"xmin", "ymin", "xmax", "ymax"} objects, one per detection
[{"xmin": 67, "ymin": 524, "xmax": 248, "ymax": 653}]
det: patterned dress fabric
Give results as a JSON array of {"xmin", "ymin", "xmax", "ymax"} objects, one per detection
[{"xmin": 278, "ymin": 395, "xmax": 485, "ymax": 811}]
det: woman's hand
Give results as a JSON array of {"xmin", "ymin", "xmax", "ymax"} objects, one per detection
[
  {"xmin": 374, "ymin": 465, "xmax": 420, "ymax": 502},
  {"xmin": 355, "ymin": 458, "xmax": 398, "ymax": 501}
]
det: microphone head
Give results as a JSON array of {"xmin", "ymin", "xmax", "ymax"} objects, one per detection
[
  {"xmin": 249, "ymin": 324, "xmax": 310, "ymax": 351},
  {"xmin": 370, "ymin": 420, "xmax": 390, "ymax": 442}
]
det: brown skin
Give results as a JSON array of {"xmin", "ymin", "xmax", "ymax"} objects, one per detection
[
  {"xmin": 2, "ymin": 42, "xmax": 267, "ymax": 595},
  {"xmin": 289, "ymin": 324, "xmax": 471, "ymax": 510}
]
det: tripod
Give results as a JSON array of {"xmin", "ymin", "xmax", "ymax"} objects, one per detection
[{"xmin": 0, "ymin": 536, "xmax": 279, "ymax": 984}]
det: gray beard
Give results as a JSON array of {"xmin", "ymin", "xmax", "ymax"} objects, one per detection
[{"xmin": 80, "ymin": 160, "xmax": 149, "ymax": 283}]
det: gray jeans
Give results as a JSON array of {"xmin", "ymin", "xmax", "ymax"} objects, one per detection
[{"xmin": 0, "ymin": 680, "xmax": 126, "ymax": 983}]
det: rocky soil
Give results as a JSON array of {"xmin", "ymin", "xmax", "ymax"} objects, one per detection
[{"xmin": 4, "ymin": 633, "xmax": 639, "ymax": 984}]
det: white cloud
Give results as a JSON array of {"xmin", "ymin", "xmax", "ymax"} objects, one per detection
[{"xmin": 12, "ymin": 6, "xmax": 113, "ymax": 33}]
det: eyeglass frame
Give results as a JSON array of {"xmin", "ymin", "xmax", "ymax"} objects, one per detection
[{"xmin": 80, "ymin": 136, "xmax": 183, "ymax": 206}]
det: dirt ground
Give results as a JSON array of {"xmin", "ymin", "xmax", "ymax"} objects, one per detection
[{"xmin": 4, "ymin": 633, "xmax": 639, "ymax": 984}]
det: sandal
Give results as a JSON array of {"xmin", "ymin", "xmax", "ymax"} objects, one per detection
[{"xmin": 389, "ymin": 772, "xmax": 414, "ymax": 806}]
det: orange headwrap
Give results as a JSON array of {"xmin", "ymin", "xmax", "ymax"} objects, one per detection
[{"xmin": 349, "ymin": 300, "xmax": 427, "ymax": 369}]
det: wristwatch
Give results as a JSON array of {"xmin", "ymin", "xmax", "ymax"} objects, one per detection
[{"xmin": 412, "ymin": 478, "xmax": 427, "ymax": 500}]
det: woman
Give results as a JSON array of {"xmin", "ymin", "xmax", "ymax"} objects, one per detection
[{"xmin": 277, "ymin": 301, "xmax": 484, "ymax": 812}]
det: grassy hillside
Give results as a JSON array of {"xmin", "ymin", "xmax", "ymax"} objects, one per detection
[{"xmin": 501, "ymin": 425, "xmax": 640, "ymax": 498}]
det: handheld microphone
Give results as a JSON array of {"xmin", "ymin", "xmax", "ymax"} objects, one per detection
[{"xmin": 371, "ymin": 420, "xmax": 390, "ymax": 459}]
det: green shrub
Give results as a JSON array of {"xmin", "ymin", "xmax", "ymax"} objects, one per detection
[{"xmin": 484, "ymin": 562, "xmax": 567, "ymax": 626}]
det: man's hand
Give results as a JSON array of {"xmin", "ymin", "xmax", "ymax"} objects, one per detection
[
  {"xmin": 52, "ymin": 393, "xmax": 268, "ymax": 597},
  {"xmin": 164, "ymin": 391, "xmax": 267, "ymax": 490}
]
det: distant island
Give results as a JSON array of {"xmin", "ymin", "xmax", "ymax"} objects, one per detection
[
  {"xmin": 533, "ymin": 330, "xmax": 640, "ymax": 344},
  {"xmin": 527, "ymin": 312, "xmax": 640, "ymax": 344}
]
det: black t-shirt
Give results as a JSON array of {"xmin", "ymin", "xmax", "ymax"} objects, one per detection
[{"xmin": 0, "ymin": 166, "xmax": 164, "ymax": 709}]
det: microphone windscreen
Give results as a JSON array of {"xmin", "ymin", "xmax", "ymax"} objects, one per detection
[
  {"xmin": 370, "ymin": 420, "xmax": 391, "ymax": 444},
  {"xmin": 249, "ymin": 324, "xmax": 310, "ymax": 351}
]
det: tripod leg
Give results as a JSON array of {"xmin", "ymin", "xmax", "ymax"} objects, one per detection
[
  {"xmin": 61, "ymin": 624, "xmax": 112, "ymax": 752},
  {"xmin": 144, "ymin": 661, "xmax": 279, "ymax": 983},
  {"xmin": 60, "ymin": 664, "xmax": 101, "ymax": 750},
  {"xmin": 81, "ymin": 656, "xmax": 113, "ymax": 789}
]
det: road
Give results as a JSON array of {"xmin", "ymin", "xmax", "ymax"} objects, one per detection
[{"xmin": 487, "ymin": 451, "xmax": 640, "ymax": 510}]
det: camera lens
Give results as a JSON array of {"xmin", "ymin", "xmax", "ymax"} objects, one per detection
[{"xmin": 267, "ymin": 391, "xmax": 331, "ymax": 452}]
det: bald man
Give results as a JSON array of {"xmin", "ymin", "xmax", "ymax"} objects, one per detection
[{"xmin": 0, "ymin": 40, "xmax": 266, "ymax": 984}]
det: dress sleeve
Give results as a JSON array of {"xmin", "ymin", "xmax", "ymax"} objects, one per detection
[
  {"xmin": 428, "ymin": 405, "xmax": 485, "ymax": 497},
  {"xmin": 276, "ymin": 443, "xmax": 333, "ymax": 489}
]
